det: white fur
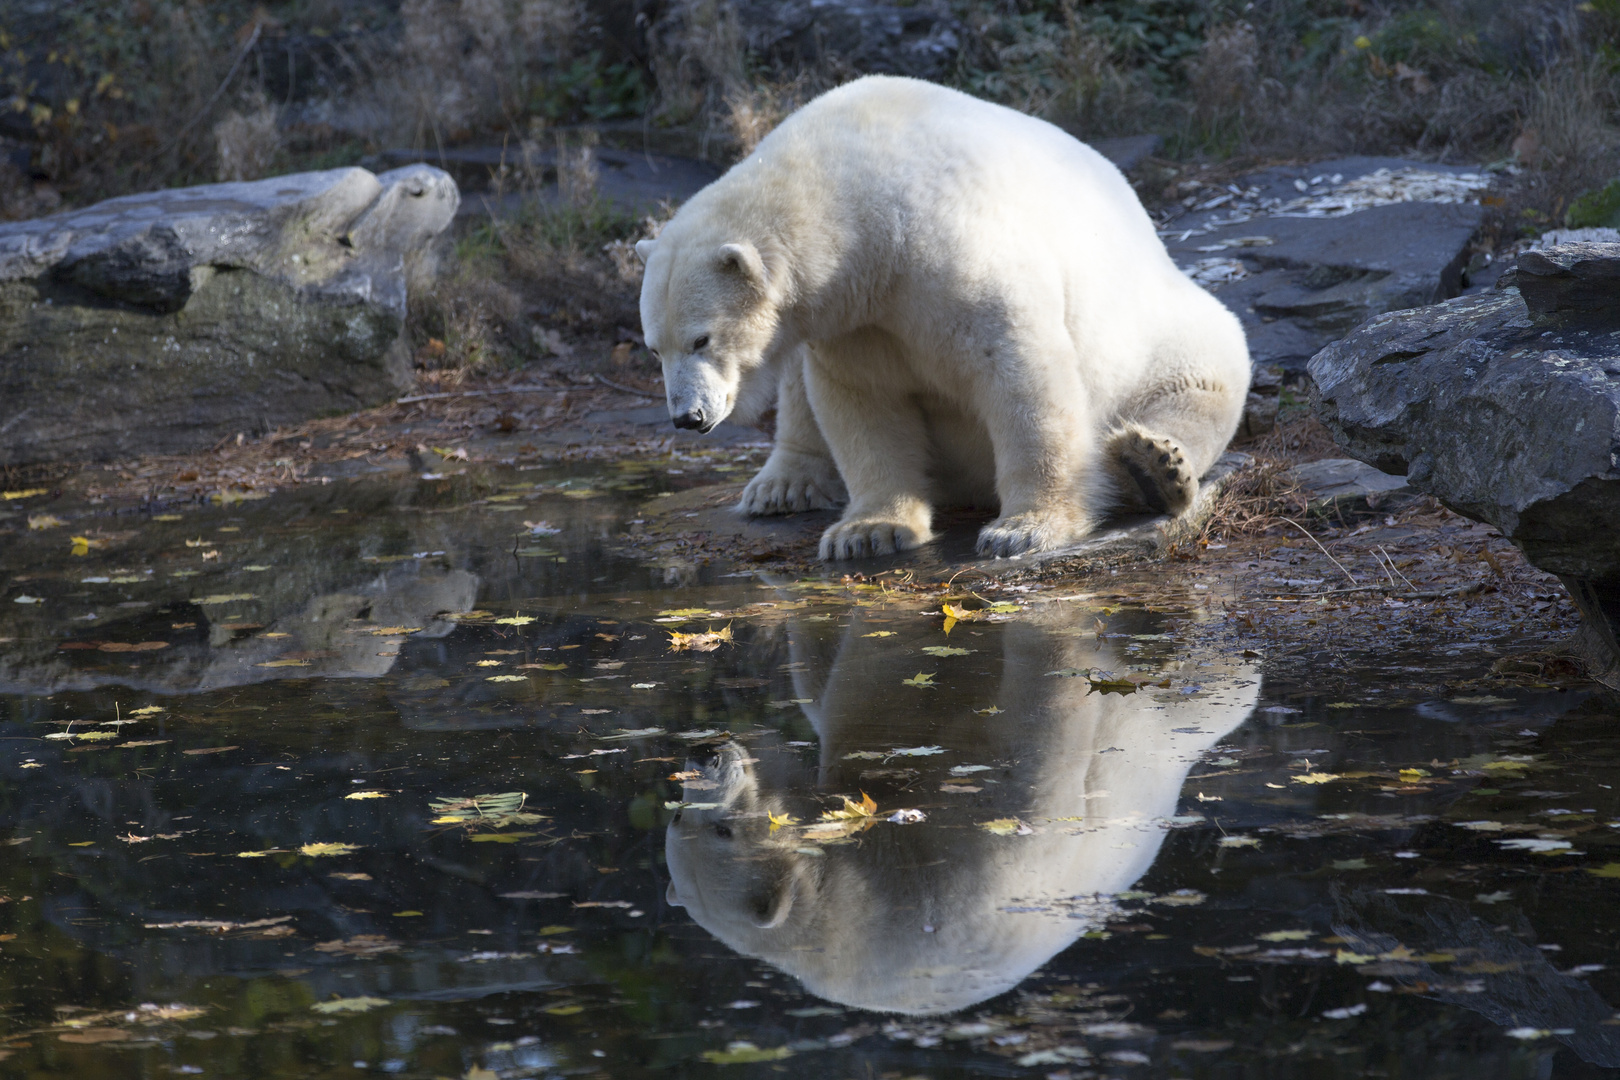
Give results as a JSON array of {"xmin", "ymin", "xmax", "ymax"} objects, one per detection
[
  {"xmin": 639, "ymin": 75, "xmax": 1251, "ymax": 558},
  {"xmin": 664, "ymin": 609, "xmax": 1260, "ymax": 1015}
]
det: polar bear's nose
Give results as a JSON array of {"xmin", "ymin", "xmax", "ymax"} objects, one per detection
[{"xmin": 672, "ymin": 409, "xmax": 706, "ymax": 430}]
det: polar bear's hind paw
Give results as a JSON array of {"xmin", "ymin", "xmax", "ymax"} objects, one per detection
[{"xmin": 1111, "ymin": 427, "xmax": 1197, "ymax": 516}]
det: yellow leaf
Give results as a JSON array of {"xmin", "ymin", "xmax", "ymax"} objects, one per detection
[
  {"xmin": 2, "ymin": 488, "xmax": 47, "ymax": 500},
  {"xmin": 862, "ymin": 631, "xmax": 895, "ymax": 637},
  {"xmin": 901, "ymin": 672, "xmax": 935, "ymax": 687},
  {"xmin": 196, "ymin": 593, "xmax": 256, "ymax": 605},
  {"xmin": 1399, "ymin": 768, "xmax": 1431, "ymax": 782},
  {"xmin": 69, "ymin": 535, "xmax": 91, "ymax": 556},
  {"xmin": 127, "ymin": 706, "xmax": 165, "ymax": 717},
  {"xmin": 668, "ymin": 624, "xmax": 733, "ymax": 652},
  {"xmin": 344, "ymin": 791, "xmax": 389, "ymax": 800},
  {"xmin": 256, "ymin": 659, "xmax": 310, "ymax": 668},
  {"xmin": 544, "ymin": 1004, "xmax": 585, "ymax": 1016},
  {"xmin": 236, "ymin": 850, "xmax": 280, "ymax": 858},
  {"xmin": 299, "ymin": 842, "xmax": 361, "ymax": 857},
  {"xmin": 978, "ymin": 818, "xmax": 1026, "ymax": 836},
  {"xmin": 767, "ymin": 811, "xmax": 798, "ymax": 832},
  {"xmin": 1258, "ymin": 930, "xmax": 1311, "ymax": 942},
  {"xmin": 1335, "ymin": 950, "xmax": 1377, "ymax": 964},
  {"xmin": 27, "ymin": 513, "xmax": 65, "ymax": 530},
  {"xmin": 486, "ymin": 674, "xmax": 528, "ymax": 683},
  {"xmin": 1292, "ymin": 773, "xmax": 1341, "ymax": 785},
  {"xmin": 1588, "ymin": 863, "xmax": 1620, "ymax": 879},
  {"xmin": 311, "ymin": 997, "xmax": 388, "ymax": 1014},
  {"xmin": 921, "ymin": 646, "xmax": 969, "ymax": 657},
  {"xmin": 702, "ymin": 1042, "xmax": 793, "ymax": 1064},
  {"xmin": 494, "ymin": 616, "xmax": 535, "ymax": 626}
]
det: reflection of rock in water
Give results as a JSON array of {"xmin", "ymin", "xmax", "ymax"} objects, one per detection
[
  {"xmin": 665, "ymin": 612, "xmax": 1261, "ymax": 1014},
  {"xmin": 1335, "ymin": 889, "xmax": 1620, "ymax": 1068}
]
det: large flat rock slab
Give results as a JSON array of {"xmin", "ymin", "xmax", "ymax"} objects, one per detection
[
  {"xmin": 1163, "ymin": 157, "xmax": 1491, "ymax": 371},
  {"xmin": 0, "ymin": 165, "xmax": 458, "ymax": 466},
  {"xmin": 1309, "ymin": 243, "xmax": 1620, "ymax": 685}
]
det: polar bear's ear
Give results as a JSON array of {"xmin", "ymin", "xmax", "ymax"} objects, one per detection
[
  {"xmin": 665, "ymin": 881, "xmax": 684, "ymax": 908},
  {"xmin": 634, "ymin": 238, "xmax": 658, "ymax": 263},
  {"xmin": 717, "ymin": 242, "xmax": 768, "ymax": 291}
]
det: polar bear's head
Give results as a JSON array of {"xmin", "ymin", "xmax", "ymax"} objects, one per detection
[{"xmin": 637, "ymin": 221, "xmax": 790, "ymax": 433}]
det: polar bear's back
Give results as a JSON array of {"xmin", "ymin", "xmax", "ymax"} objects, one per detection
[{"xmin": 746, "ymin": 75, "xmax": 1171, "ymax": 270}]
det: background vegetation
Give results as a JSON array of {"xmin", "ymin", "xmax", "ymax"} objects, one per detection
[{"xmin": 3, "ymin": 0, "xmax": 1617, "ymax": 378}]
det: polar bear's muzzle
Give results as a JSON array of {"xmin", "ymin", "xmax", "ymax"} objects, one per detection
[{"xmin": 664, "ymin": 357, "xmax": 736, "ymax": 435}]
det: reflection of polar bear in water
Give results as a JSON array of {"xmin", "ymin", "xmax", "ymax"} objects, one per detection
[{"xmin": 665, "ymin": 610, "xmax": 1260, "ymax": 1015}]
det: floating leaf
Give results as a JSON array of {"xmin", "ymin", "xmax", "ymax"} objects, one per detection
[
  {"xmin": 1258, "ymin": 930, "xmax": 1312, "ymax": 942},
  {"xmin": 344, "ymin": 791, "xmax": 389, "ymax": 801},
  {"xmin": 1219, "ymin": 835, "xmax": 1261, "ymax": 848},
  {"xmin": 2, "ymin": 488, "xmax": 47, "ymax": 500},
  {"xmin": 486, "ymin": 675, "xmax": 528, "ymax": 683},
  {"xmin": 1399, "ymin": 768, "xmax": 1431, "ymax": 782},
  {"xmin": 921, "ymin": 645, "xmax": 970, "ymax": 657},
  {"xmin": 300, "ymin": 842, "xmax": 362, "ymax": 857},
  {"xmin": 669, "ymin": 624, "xmax": 733, "ymax": 652},
  {"xmin": 862, "ymin": 631, "xmax": 895, "ymax": 638},
  {"xmin": 888, "ymin": 745, "xmax": 944, "ymax": 757},
  {"xmin": 1455, "ymin": 820, "xmax": 1508, "ymax": 831},
  {"xmin": 701, "ymin": 1042, "xmax": 793, "ymax": 1064},
  {"xmin": 493, "ymin": 616, "xmax": 536, "ymax": 626},
  {"xmin": 767, "ymin": 812, "xmax": 797, "ymax": 832},
  {"xmin": 950, "ymin": 765, "xmax": 992, "ymax": 775},
  {"xmin": 256, "ymin": 659, "xmax": 309, "ymax": 668},
  {"xmin": 1151, "ymin": 889, "xmax": 1207, "ymax": 907},
  {"xmin": 1292, "ymin": 772, "xmax": 1341, "ymax": 785},
  {"xmin": 974, "ymin": 705, "xmax": 1003, "ymax": 715},
  {"xmin": 1496, "ymin": 838, "xmax": 1576, "ymax": 854},
  {"xmin": 1588, "ymin": 864, "xmax": 1620, "ymax": 879},
  {"xmin": 311, "ymin": 997, "xmax": 389, "ymax": 1014},
  {"xmin": 429, "ymin": 792, "xmax": 545, "ymax": 830},
  {"xmin": 901, "ymin": 672, "xmax": 936, "ymax": 687},
  {"xmin": 195, "ymin": 593, "xmax": 257, "ymax": 605},
  {"xmin": 979, "ymin": 818, "xmax": 1027, "ymax": 836},
  {"xmin": 127, "ymin": 706, "xmax": 166, "ymax": 717}
]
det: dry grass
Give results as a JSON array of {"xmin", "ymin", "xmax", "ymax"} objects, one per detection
[{"xmin": 1198, "ymin": 415, "xmax": 1347, "ymax": 544}]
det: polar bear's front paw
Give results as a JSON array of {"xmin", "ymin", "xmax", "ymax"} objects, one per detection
[
  {"xmin": 819, "ymin": 514, "xmax": 933, "ymax": 560},
  {"xmin": 975, "ymin": 511, "xmax": 1079, "ymax": 558},
  {"xmin": 738, "ymin": 451, "xmax": 847, "ymax": 516},
  {"xmin": 1110, "ymin": 426, "xmax": 1198, "ymax": 516}
]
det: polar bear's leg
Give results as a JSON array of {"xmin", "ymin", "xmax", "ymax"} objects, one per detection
[
  {"xmin": 803, "ymin": 344, "xmax": 936, "ymax": 560},
  {"xmin": 974, "ymin": 352, "xmax": 1104, "ymax": 558},
  {"xmin": 739, "ymin": 348, "xmax": 848, "ymax": 516}
]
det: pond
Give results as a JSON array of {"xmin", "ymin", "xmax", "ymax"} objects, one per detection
[{"xmin": 1, "ymin": 452, "xmax": 1618, "ymax": 1079}]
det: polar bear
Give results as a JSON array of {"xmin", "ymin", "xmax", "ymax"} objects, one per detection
[
  {"xmin": 637, "ymin": 75, "xmax": 1250, "ymax": 560},
  {"xmin": 663, "ymin": 607, "xmax": 1260, "ymax": 1014}
]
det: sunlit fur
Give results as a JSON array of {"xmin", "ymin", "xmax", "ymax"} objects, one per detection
[{"xmin": 639, "ymin": 75, "xmax": 1250, "ymax": 559}]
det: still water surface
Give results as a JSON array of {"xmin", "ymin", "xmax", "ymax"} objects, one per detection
[{"xmin": 2, "ymin": 457, "xmax": 1618, "ymax": 1078}]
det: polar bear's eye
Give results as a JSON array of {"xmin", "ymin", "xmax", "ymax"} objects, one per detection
[
  {"xmin": 712, "ymin": 822, "xmax": 733, "ymax": 840},
  {"xmin": 691, "ymin": 335, "xmax": 710, "ymax": 351}
]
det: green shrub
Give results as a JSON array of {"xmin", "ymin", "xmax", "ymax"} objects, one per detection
[{"xmin": 1567, "ymin": 179, "xmax": 1620, "ymax": 229}]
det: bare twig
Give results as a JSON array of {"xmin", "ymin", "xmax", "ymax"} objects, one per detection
[
  {"xmin": 1278, "ymin": 516, "xmax": 1358, "ymax": 587},
  {"xmin": 394, "ymin": 385, "xmax": 564, "ymax": 405},
  {"xmin": 142, "ymin": 22, "xmax": 264, "ymax": 167}
]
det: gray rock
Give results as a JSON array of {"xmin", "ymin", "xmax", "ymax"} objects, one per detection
[
  {"xmin": 1163, "ymin": 157, "xmax": 1490, "ymax": 371},
  {"xmin": 1285, "ymin": 457, "xmax": 1413, "ymax": 516},
  {"xmin": 736, "ymin": 1, "xmax": 963, "ymax": 82},
  {"xmin": 0, "ymin": 165, "xmax": 458, "ymax": 466},
  {"xmin": 1308, "ymin": 243, "xmax": 1620, "ymax": 686}
]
